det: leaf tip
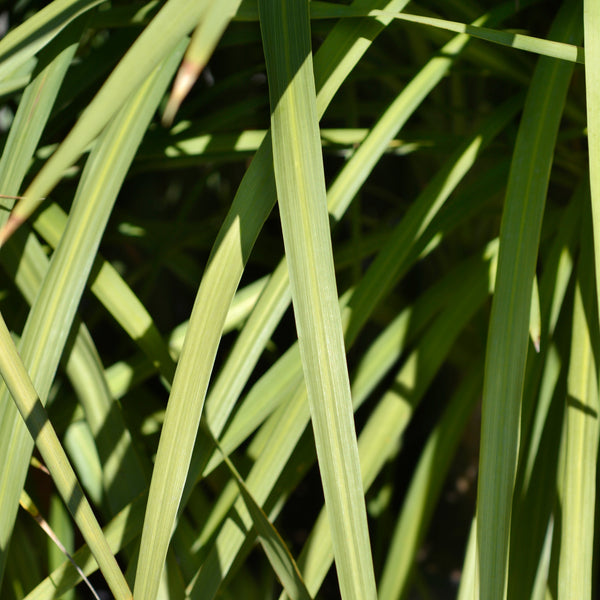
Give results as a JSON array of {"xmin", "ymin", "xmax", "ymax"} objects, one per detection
[
  {"xmin": 0, "ymin": 213, "xmax": 25, "ymax": 247},
  {"xmin": 162, "ymin": 60, "xmax": 202, "ymax": 127}
]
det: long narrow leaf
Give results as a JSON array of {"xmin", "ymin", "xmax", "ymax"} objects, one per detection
[
  {"xmin": 260, "ymin": 2, "xmax": 376, "ymax": 597},
  {"xmin": 557, "ymin": 209, "xmax": 599, "ymax": 599},
  {"xmin": 219, "ymin": 448, "xmax": 312, "ymax": 600},
  {"xmin": 0, "ymin": 314, "xmax": 131, "ymax": 600},
  {"xmin": 585, "ymin": 0, "xmax": 600, "ymax": 329},
  {"xmin": 475, "ymin": 3, "xmax": 583, "ymax": 598},
  {"xmin": 308, "ymin": 3, "xmax": 584, "ymax": 64},
  {"xmin": 0, "ymin": 24, "xmax": 84, "ymax": 586}
]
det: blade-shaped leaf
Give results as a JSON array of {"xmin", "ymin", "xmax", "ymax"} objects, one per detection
[
  {"xmin": 0, "ymin": 313, "xmax": 131, "ymax": 599},
  {"xmin": 476, "ymin": 2, "xmax": 583, "ymax": 598},
  {"xmin": 259, "ymin": 2, "xmax": 376, "ymax": 597}
]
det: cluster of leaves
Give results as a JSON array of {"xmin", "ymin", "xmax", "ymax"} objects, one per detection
[{"xmin": 0, "ymin": 0, "xmax": 598, "ymax": 599}]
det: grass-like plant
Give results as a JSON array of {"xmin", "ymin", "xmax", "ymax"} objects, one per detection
[{"xmin": 0, "ymin": 0, "xmax": 597, "ymax": 598}]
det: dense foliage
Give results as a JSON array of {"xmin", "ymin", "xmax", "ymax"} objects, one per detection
[{"xmin": 0, "ymin": 0, "xmax": 597, "ymax": 599}]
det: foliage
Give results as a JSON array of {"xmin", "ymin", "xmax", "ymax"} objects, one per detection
[{"xmin": 0, "ymin": 0, "xmax": 597, "ymax": 599}]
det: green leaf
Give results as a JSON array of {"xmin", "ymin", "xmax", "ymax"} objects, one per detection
[
  {"xmin": 260, "ymin": 3, "xmax": 376, "ymax": 597},
  {"xmin": 475, "ymin": 2, "xmax": 583, "ymax": 598},
  {"xmin": 0, "ymin": 314, "xmax": 131, "ymax": 599},
  {"xmin": 219, "ymin": 447, "xmax": 312, "ymax": 600},
  {"xmin": 0, "ymin": 24, "xmax": 84, "ymax": 585},
  {"xmin": 557, "ymin": 206, "xmax": 599, "ymax": 599},
  {"xmin": 585, "ymin": 0, "xmax": 600, "ymax": 329}
]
